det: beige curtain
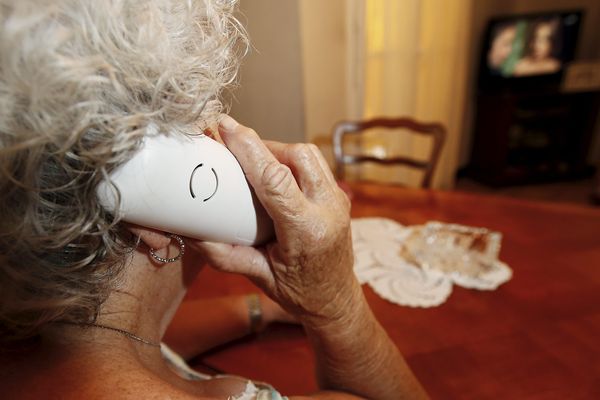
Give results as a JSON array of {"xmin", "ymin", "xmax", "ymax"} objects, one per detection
[{"xmin": 350, "ymin": 0, "xmax": 473, "ymax": 188}]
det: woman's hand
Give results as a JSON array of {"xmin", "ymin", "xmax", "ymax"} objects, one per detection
[
  {"xmin": 189, "ymin": 115, "xmax": 360, "ymax": 325},
  {"xmin": 190, "ymin": 116, "xmax": 427, "ymax": 399}
]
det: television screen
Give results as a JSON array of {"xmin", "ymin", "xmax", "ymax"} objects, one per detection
[{"xmin": 482, "ymin": 11, "xmax": 582, "ymax": 81}]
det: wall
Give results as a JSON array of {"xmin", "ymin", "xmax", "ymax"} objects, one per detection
[
  {"xmin": 228, "ymin": 0, "xmax": 305, "ymax": 143},
  {"xmin": 459, "ymin": 0, "xmax": 600, "ymax": 167},
  {"xmin": 299, "ymin": 0, "xmax": 348, "ymax": 142},
  {"xmin": 228, "ymin": 0, "xmax": 349, "ymax": 147}
]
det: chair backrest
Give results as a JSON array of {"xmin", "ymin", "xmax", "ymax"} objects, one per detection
[{"xmin": 332, "ymin": 117, "xmax": 446, "ymax": 188}]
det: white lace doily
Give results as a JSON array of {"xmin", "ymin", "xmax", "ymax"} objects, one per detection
[{"xmin": 352, "ymin": 218, "xmax": 512, "ymax": 308}]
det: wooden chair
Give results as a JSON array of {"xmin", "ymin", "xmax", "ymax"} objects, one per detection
[{"xmin": 332, "ymin": 117, "xmax": 446, "ymax": 188}]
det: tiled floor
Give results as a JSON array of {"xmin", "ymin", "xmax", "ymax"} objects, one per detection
[{"xmin": 455, "ymin": 177, "xmax": 599, "ymax": 208}]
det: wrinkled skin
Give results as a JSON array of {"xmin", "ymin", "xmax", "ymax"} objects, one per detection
[
  {"xmin": 190, "ymin": 116, "xmax": 428, "ymax": 400},
  {"xmin": 190, "ymin": 115, "xmax": 360, "ymax": 326}
]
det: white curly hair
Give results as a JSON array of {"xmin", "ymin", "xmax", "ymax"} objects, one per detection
[{"xmin": 0, "ymin": 0, "xmax": 247, "ymax": 339}]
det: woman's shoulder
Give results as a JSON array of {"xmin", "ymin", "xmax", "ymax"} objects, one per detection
[
  {"xmin": 0, "ymin": 342, "xmax": 282, "ymax": 400},
  {"xmin": 0, "ymin": 347, "xmax": 183, "ymax": 400},
  {"xmin": 0, "ymin": 358, "xmax": 212, "ymax": 400}
]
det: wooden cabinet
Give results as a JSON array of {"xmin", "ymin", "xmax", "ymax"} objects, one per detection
[{"xmin": 466, "ymin": 89, "xmax": 599, "ymax": 186}]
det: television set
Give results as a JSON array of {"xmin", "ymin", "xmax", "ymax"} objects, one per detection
[{"xmin": 479, "ymin": 10, "xmax": 583, "ymax": 92}]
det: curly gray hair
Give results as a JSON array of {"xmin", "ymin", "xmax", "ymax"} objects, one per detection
[{"xmin": 0, "ymin": 0, "xmax": 247, "ymax": 339}]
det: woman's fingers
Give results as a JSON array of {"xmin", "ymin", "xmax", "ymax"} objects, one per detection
[
  {"xmin": 218, "ymin": 115, "xmax": 307, "ymax": 225},
  {"xmin": 309, "ymin": 143, "xmax": 338, "ymax": 186},
  {"xmin": 263, "ymin": 141, "xmax": 333, "ymax": 201},
  {"xmin": 189, "ymin": 241, "xmax": 273, "ymax": 288}
]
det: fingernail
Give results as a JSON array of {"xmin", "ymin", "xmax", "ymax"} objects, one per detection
[{"xmin": 219, "ymin": 114, "xmax": 239, "ymax": 133}]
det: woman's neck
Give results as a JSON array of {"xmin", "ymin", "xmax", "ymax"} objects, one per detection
[{"xmin": 42, "ymin": 245, "xmax": 204, "ymax": 360}]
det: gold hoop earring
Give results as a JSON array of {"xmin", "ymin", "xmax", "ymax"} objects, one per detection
[{"xmin": 149, "ymin": 234, "xmax": 185, "ymax": 264}]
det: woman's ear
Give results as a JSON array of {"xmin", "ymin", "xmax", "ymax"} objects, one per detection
[{"xmin": 126, "ymin": 224, "xmax": 171, "ymax": 251}]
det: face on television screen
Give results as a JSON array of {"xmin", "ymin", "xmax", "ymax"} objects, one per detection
[{"xmin": 486, "ymin": 13, "xmax": 580, "ymax": 78}]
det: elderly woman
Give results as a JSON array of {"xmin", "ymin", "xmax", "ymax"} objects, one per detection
[{"xmin": 0, "ymin": 1, "xmax": 426, "ymax": 399}]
